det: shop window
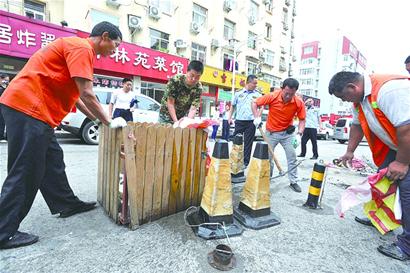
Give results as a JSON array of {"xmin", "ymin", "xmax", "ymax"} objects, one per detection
[
  {"xmin": 191, "ymin": 43, "xmax": 206, "ymax": 63},
  {"xmin": 90, "ymin": 9, "xmax": 119, "ymax": 27},
  {"xmin": 141, "ymin": 81, "xmax": 166, "ymax": 103},
  {"xmin": 24, "ymin": 0, "xmax": 45, "ymax": 21},
  {"xmin": 192, "ymin": 3, "xmax": 207, "ymax": 28},
  {"xmin": 223, "ymin": 19, "xmax": 235, "ymax": 41},
  {"xmin": 150, "ymin": 28, "xmax": 170, "ymax": 51}
]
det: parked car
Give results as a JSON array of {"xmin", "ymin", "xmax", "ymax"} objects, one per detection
[
  {"xmin": 317, "ymin": 121, "xmax": 334, "ymax": 140},
  {"xmin": 60, "ymin": 89, "xmax": 160, "ymax": 145},
  {"xmin": 333, "ymin": 118, "xmax": 353, "ymax": 144}
]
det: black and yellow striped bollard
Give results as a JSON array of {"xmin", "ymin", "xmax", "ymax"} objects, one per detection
[{"xmin": 303, "ymin": 162, "xmax": 326, "ymax": 209}]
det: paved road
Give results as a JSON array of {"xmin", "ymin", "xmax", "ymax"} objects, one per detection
[{"xmin": 0, "ymin": 133, "xmax": 408, "ymax": 273}]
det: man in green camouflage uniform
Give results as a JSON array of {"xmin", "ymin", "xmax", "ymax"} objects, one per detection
[{"xmin": 159, "ymin": 60, "xmax": 204, "ymax": 124}]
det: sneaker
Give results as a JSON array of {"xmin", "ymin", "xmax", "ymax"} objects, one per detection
[
  {"xmin": 59, "ymin": 201, "xmax": 97, "ymax": 218},
  {"xmin": 354, "ymin": 216, "xmax": 373, "ymax": 227},
  {"xmin": 297, "ymin": 154, "xmax": 305, "ymax": 158},
  {"xmin": 290, "ymin": 183, "xmax": 302, "ymax": 193},
  {"xmin": 0, "ymin": 231, "xmax": 39, "ymax": 249},
  {"xmin": 377, "ymin": 243, "xmax": 410, "ymax": 261},
  {"xmin": 310, "ymin": 156, "xmax": 318, "ymax": 160}
]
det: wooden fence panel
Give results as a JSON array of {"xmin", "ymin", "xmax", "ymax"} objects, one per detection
[
  {"xmin": 142, "ymin": 125, "xmax": 156, "ymax": 224},
  {"xmin": 152, "ymin": 125, "xmax": 166, "ymax": 221},
  {"xmin": 169, "ymin": 127, "xmax": 182, "ymax": 215},
  {"xmin": 161, "ymin": 125, "xmax": 174, "ymax": 217},
  {"xmin": 135, "ymin": 124, "xmax": 148, "ymax": 225}
]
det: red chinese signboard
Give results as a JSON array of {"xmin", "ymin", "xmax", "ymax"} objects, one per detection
[
  {"xmin": 0, "ymin": 10, "xmax": 77, "ymax": 59},
  {"xmin": 77, "ymin": 31, "xmax": 188, "ymax": 81}
]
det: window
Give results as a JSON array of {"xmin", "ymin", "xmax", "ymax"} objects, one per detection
[
  {"xmin": 90, "ymin": 9, "xmax": 119, "ymax": 27},
  {"xmin": 303, "ymin": 46, "xmax": 313, "ymax": 55},
  {"xmin": 247, "ymin": 61, "xmax": 258, "ymax": 75},
  {"xmin": 248, "ymin": 31, "xmax": 257, "ymax": 49},
  {"xmin": 223, "ymin": 53, "xmax": 237, "ymax": 72},
  {"xmin": 140, "ymin": 81, "xmax": 166, "ymax": 103},
  {"xmin": 192, "ymin": 3, "xmax": 207, "ymax": 27},
  {"xmin": 265, "ymin": 49, "xmax": 274, "ymax": 66},
  {"xmin": 250, "ymin": 1, "xmax": 258, "ymax": 19},
  {"xmin": 265, "ymin": 23, "xmax": 272, "ymax": 40},
  {"xmin": 191, "ymin": 43, "xmax": 206, "ymax": 63},
  {"xmin": 24, "ymin": 0, "xmax": 45, "ymax": 21},
  {"xmin": 150, "ymin": 0, "xmax": 172, "ymax": 14},
  {"xmin": 149, "ymin": 29, "xmax": 170, "ymax": 50},
  {"xmin": 224, "ymin": 19, "xmax": 235, "ymax": 40},
  {"xmin": 264, "ymin": 0, "xmax": 273, "ymax": 12}
]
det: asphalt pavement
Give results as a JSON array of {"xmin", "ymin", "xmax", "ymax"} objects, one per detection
[{"xmin": 0, "ymin": 133, "xmax": 409, "ymax": 273}]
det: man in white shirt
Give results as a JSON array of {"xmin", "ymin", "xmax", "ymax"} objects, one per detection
[
  {"xmin": 109, "ymin": 78, "xmax": 135, "ymax": 121},
  {"xmin": 298, "ymin": 98, "xmax": 320, "ymax": 159}
]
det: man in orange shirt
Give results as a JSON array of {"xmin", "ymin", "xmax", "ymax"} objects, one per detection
[
  {"xmin": 0, "ymin": 21, "xmax": 125, "ymax": 249},
  {"xmin": 252, "ymin": 78, "xmax": 306, "ymax": 192}
]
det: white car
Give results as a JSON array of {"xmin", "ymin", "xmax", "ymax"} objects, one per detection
[
  {"xmin": 61, "ymin": 90, "xmax": 160, "ymax": 145},
  {"xmin": 317, "ymin": 121, "xmax": 334, "ymax": 140},
  {"xmin": 333, "ymin": 118, "xmax": 353, "ymax": 144}
]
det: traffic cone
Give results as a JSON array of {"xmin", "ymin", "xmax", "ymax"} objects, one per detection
[
  {"xmin": 230, "ymin": 134, "xmax": 246, "ymax": 183},
  {"xmin": 234, "ymin": 142, "xmax": 281, "ymax": 229},
  {"xmin": 186, "ymin": 140, "xmax": 243, "ymax": 239},
  {"xmin": 303, "ymin": 162, "xmax": 326, "ymax": 209}
]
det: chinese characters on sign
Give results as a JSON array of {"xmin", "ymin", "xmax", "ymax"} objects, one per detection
[{"xmin": 93, "ymin": 76, "xmax": 123, "ymax": 89}]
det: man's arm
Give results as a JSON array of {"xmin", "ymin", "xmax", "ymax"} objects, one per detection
[
  {"xmin": 74, "ymin": 77, "xmax": 110, "ymax": 125},
  {"xmin": 108, "ymin": 103, "xmax": 114, "ymax": 118},
  {"xmin": 187, "ymin": 105, "xmax": 197, "ymax": 119},
  {"xmin": 298, "ymin": 119, "xmax": 306, "ymax": 135},
  {"xmin": 76, "ymin": 98, "xmax": 97, "ymax": 121},
  {"xmin": 228, "ymin": 105, "xmax": 235, "ymax": 123},
  {"xmin": 340, "ymin": 124, "xmax": 364, "ymax": 167},
  {"xmin": 251, "ymin": 101, "xmax": 261, "ymax": 118},
  {"xmin": 387, "ymin": 124, "xmax": 410, "ymax": 181},
  {"xmin": 166, "ymin": 97, "xmax": 178, "ymax": 123}
]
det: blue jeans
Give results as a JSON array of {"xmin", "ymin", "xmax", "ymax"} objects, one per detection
[{"xmin": 211, "ymin": 125, "xmax": 219, "ymax": 140}]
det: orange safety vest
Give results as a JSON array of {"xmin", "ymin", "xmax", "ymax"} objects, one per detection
[{"xmin": 355, "ymin": 74, "xmax": 410, "ymax": 167}]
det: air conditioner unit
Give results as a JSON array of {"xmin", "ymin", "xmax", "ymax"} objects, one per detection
[
  {"xmin": 248, "ymin": 15, "xmax": 256, "ymax": 25},
  {"xmin": 211, "ymin": 39, "xmax": 219, "ymax": 49},
  {"xmin": 174, "ymin": 39, "xmax": 187, "ymax": 49},
  {"xmin": 106, "ymin": 0, "xmax": 121, "ymax": 7},
  {"xmin": 128, "ymin": 15, "xmax": 142, "ymax": 30},
  {"xmin": 190, "ymin": 22, "xmax": 201, "ymax": 34},
  {"xmin": 223, "ymin": 0, "xmax": 234, "ymax": 12},
  {"xmin": 149, "ymin": 6, "xmax": 160, "ymax": 20}
]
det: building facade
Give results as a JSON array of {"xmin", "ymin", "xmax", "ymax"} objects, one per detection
[
  {"xmin": 0, "ymin": 0, "xmax": 297, "ymax": 116},
  {"xmin": 297, "ymin": 33, "xmax": 368, "ymax": 115}
]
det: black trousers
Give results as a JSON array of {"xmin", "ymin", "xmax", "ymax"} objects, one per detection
[
  {"xmin": 0, "ymin": 105, "xmax": 5, "ymax": 139},
  {"xmin": 113, "ymin": 108, "xmax": 133, "ymax": 122},
  {"xmin": 222, "ymin": 120, "xmax": 230, "ymax": 140},
  {"xmin": 0, "ymin": 105, "xmax": 81, "ymax": 243},
  {"xmin": 300, "ymin": 127, "xmax": 318, "ymax": 157},
  {"xmin": 233, "ymin": 120, "xmax": 256, "ymax": 166}
]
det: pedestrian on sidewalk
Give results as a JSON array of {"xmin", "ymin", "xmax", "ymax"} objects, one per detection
[
  {"xmin": 158, "ymin": 60, "xmax": 204, "ymax": 124},
  {"xmin": 328, "ymin": 71, "xmax": 410, "ymax": 261},
  {"xmin": 109, "ymin": 78, "xmax": 135, "ymax": 122},
  {"xmin": 298, "ymin": 98, "xmax": 320, "ymax": 159},
  {"xmin": 0, "ymin": 74, "xmax": 9, "ymax": 142},
  {"xmin": 221, "ymin": 104, "xmax": 231, "ymax": 140},
  {"xmin": 405, "ymin": 55, "xmax": 410, "ymax": 74},
  {"xmin": 252, "ymin": 78, "xmax": 306, "ymax": 192},
  {"xmin": 0, "ymin": 21, "xmax": 126, "ymax": 250},
  {"xmin": 228, "ymin": 75, "xmax": 261, "ymax": 167}
]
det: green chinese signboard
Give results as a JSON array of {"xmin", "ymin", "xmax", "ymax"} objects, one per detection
[{"xmin": 218, "ymin": 90, "xmax": 232, "ymax": 101}]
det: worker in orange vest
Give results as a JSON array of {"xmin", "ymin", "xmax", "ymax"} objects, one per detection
[{"xmin": 328, "ymin": 71, "xmax": 410, "ymax": 261}]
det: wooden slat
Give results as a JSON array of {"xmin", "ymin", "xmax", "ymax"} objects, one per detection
[
  {"xmin": 142, "ymin": 125, "xmax": 157, "ymax": 224},
  {"xmin": 161, "ymin": 125, "xmax": 174, "ymax": 217},
  {"xmin": 177, "ymin": 128, "xmax": 189, "ymax": 211},
  {"xmin": 123, "ymin": 124, "xmax": 140, "ymax": 229},
  {"xmin": 135, "ymin": 124, "xmax": 148, "ymax": 224},
  {"xmin": 109, "ymin": 127, "xmax": 117, "ymax": 217},
  {"xmin": 151, "ymin": 125, "xmax": 166, "ymax": 221},
  {"xmin": 111, "ymin": 128, "xmax": 122, "ymax": 223},
  {"xmin": 198, "ymin": 130, "xmax": 208, "ymax": 202},
  {"xmin": 191, "ymin": 128, "xmax": 203, "ymax": 206},
  {"xmin": 169, "ymin": 127, "xmax": 182, "ymax": 215},
  {"xmin": 184, "ymin": 128, "xmax": 196, "ymax": 208},
  {"xmin": 97, "ymin": 125, "xmax": 104, "ymax": 204},
  {"xmin": 105, "ymin": 127, "xmax": 112, "ymax": 214}
]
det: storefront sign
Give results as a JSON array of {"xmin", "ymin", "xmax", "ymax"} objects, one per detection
[
  {"xmin": 0, "ymin": 10, "xmax": 77, "ymax": 59},
  {"xmin": 218, "ymin": 90, "xmax": 232, "ymax": 101},
  {"xmin": 93, "ymin": 75, "xmax": 123, "ymax": 89},
  {"xmin": 78, "ymin": 31, "xmax": 189, "ymax": 82}
]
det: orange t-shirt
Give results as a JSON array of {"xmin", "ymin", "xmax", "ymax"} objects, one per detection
[
  {"xmin": 255, "ymin": 90, "xmax": 306, "ymax": 132},
  {"xmin": 0, "ymin": 37, "xmax": 95, "ymax": 127}
]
